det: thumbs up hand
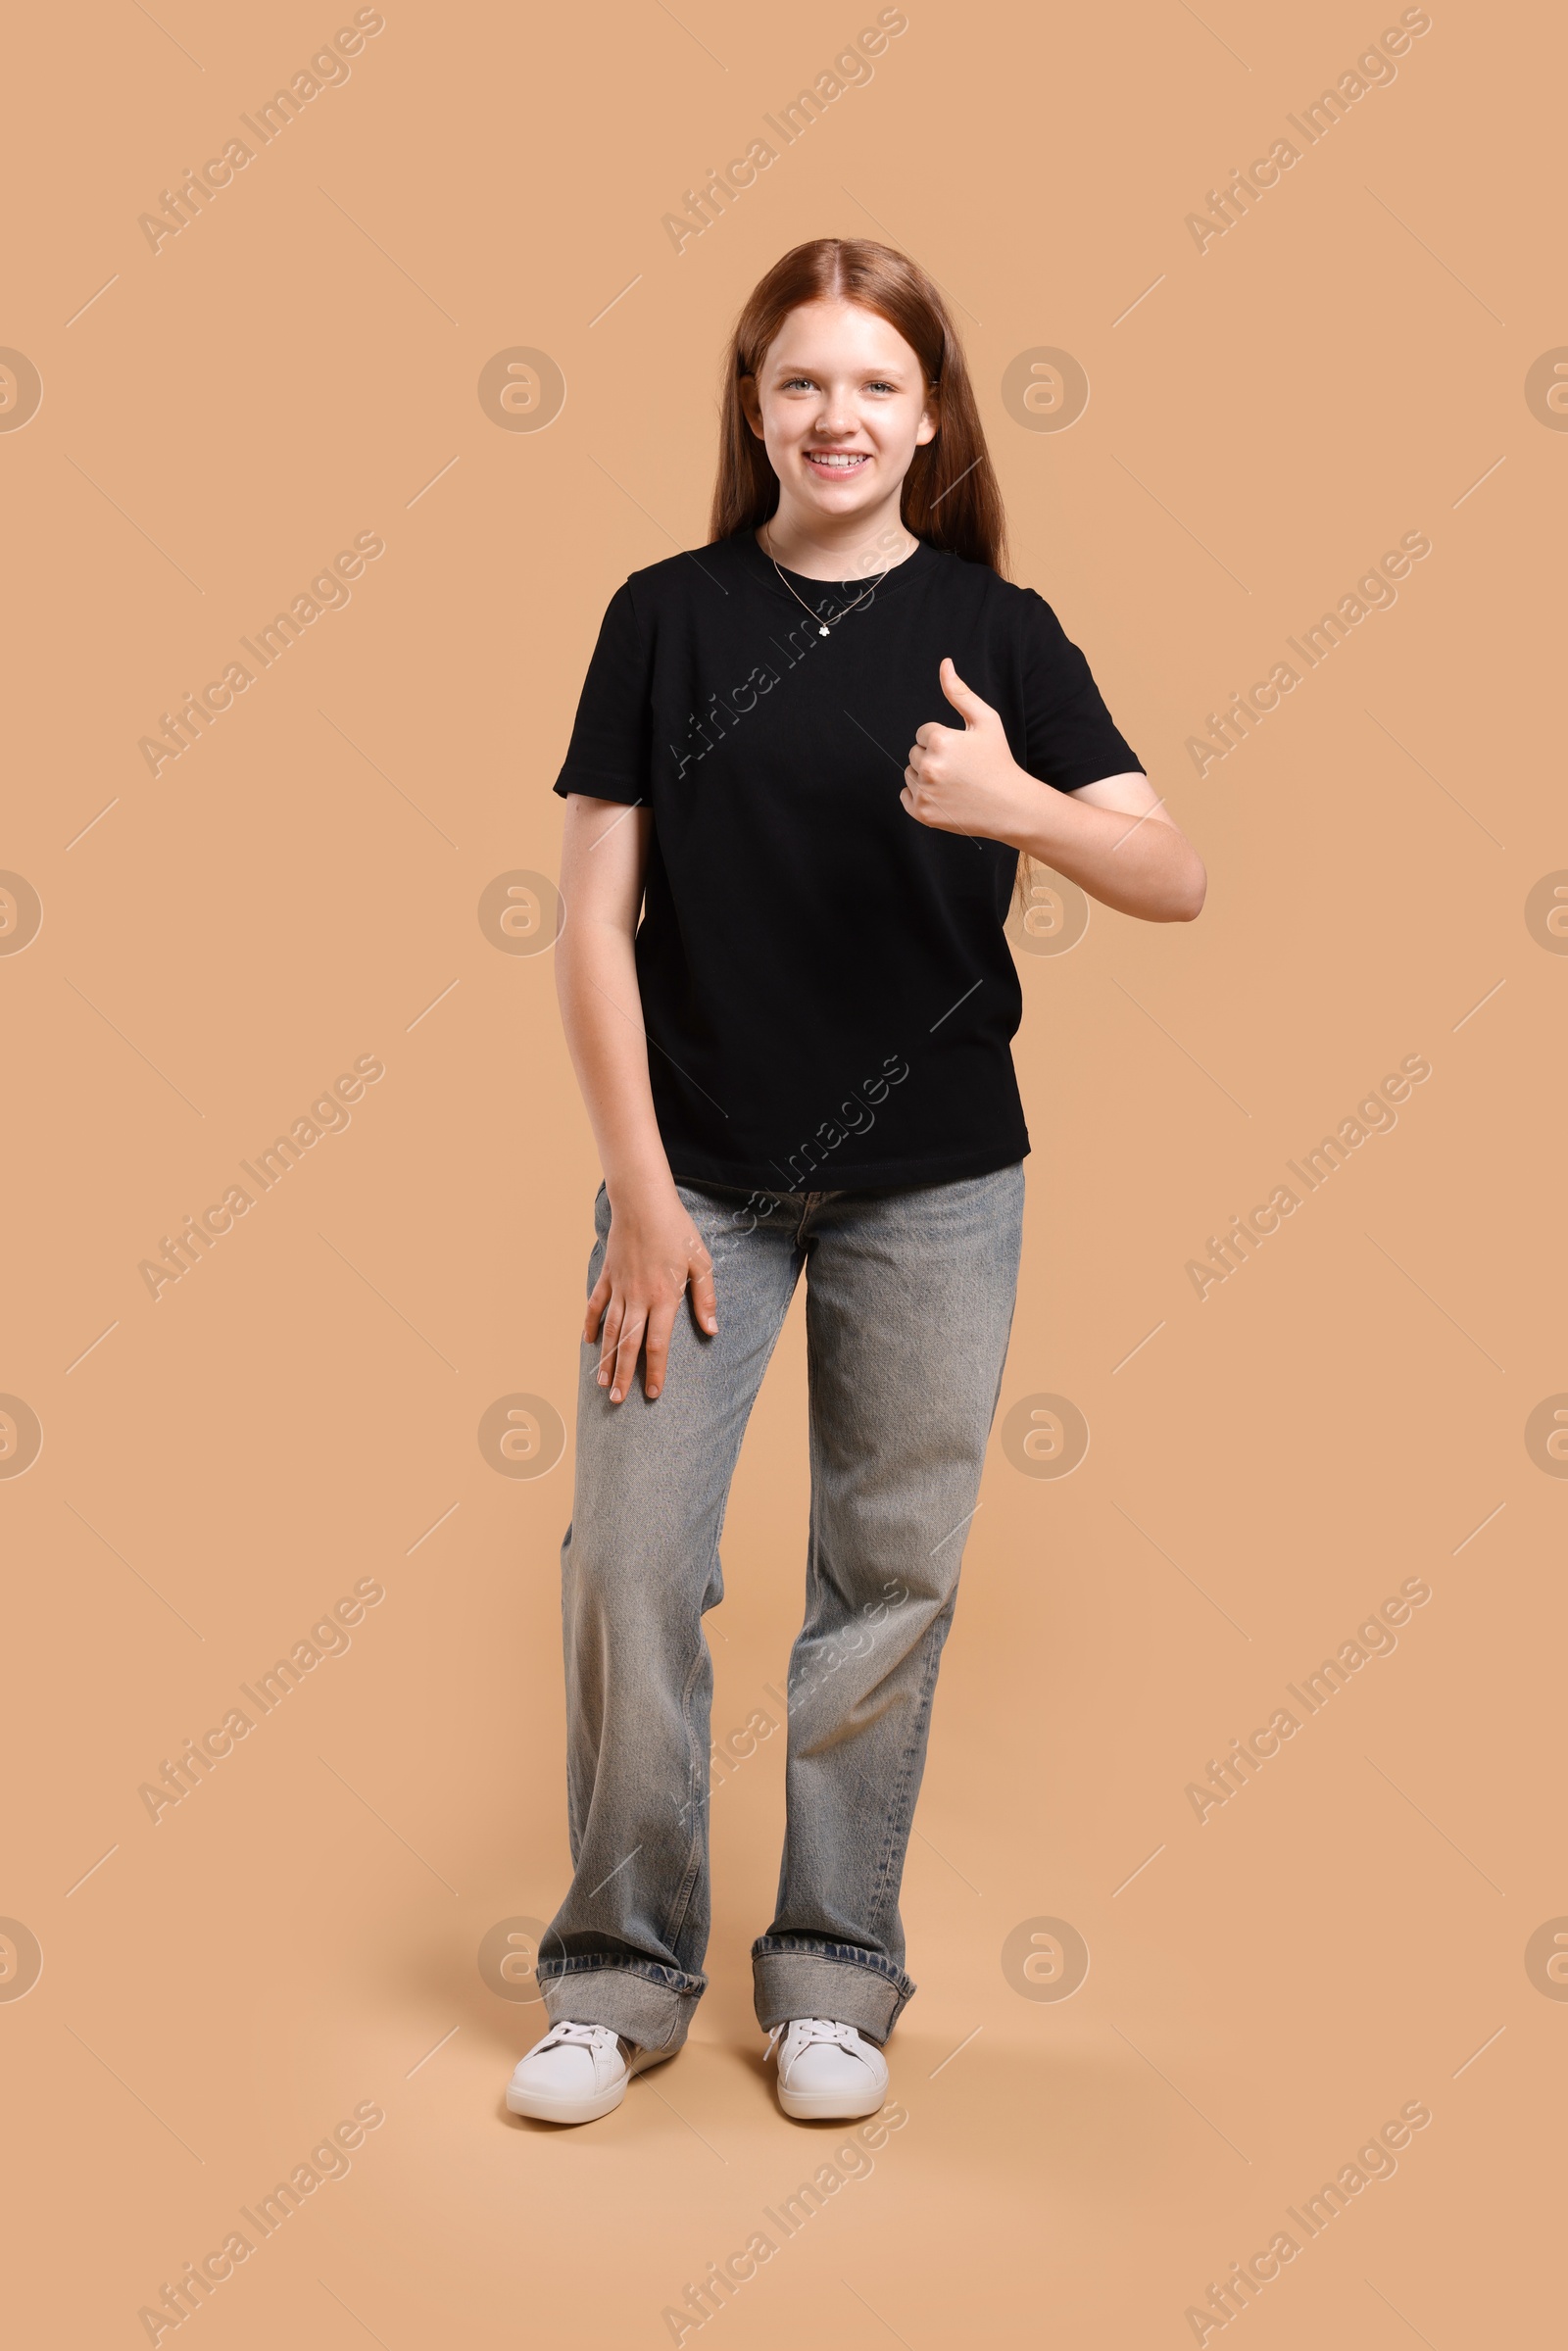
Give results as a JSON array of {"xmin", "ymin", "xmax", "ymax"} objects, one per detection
[{"xmin": 902, "ymin": 658, "xmax": 1029, "ymax": 841}]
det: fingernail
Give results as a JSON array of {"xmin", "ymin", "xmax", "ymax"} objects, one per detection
[
  {"xmin": 648, "ymin": 1386, "xmax": 661, "ymax": 1399},
  {"xmin": 705, "ymin": 1317, "xmax": 717, "ymax": 1332},
  {"xmin": 610, "ymin": 1387, "xmax": 621, "ymax": 1402}
]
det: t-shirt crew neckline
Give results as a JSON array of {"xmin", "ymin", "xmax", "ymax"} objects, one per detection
[
  {"xmin": 734, "ymin": 527, "xmax": 937, "ymax": 612},
  {"xmin": 551, "ymin": 533, "xmax": 1145, "ymax": 1194}
]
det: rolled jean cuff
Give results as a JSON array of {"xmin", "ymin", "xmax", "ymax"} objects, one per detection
[
  {"xmin": 751, "ymin": 1937, "xmax": 916, "ymax": 2045},
  {"xmin": 536, "ymin": 1956, "xmax": 704, "ymax": 2053}
]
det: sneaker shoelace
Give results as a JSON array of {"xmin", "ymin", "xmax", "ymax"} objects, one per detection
[
  {"xmin": 539, "ymin": 2021, "xmax": 621, "ymax": 2058},
  {"xmin": 766, "ymin": 2016, "xmax": 863, "ymax": 2070}
]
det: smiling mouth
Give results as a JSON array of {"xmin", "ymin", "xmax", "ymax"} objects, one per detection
[{"xmin": 804, "ymin": 451, "xmax": 870, "ymax": 473}]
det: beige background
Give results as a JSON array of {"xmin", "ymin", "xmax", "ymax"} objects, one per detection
[{"xmin": 4, "ymin": 0, "xmax": 1564, "ymax": 2342}]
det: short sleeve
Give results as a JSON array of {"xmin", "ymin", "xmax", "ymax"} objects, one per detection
[
  {"xmin": 1017, "ymin": 587, "xmax": 1144, "ymax": 794},
  {"xmin": 551, "ymin": 580, "xmax": 654, "ymax": 805}
]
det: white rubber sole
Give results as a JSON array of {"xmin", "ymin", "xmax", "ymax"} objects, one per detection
[
  {"xmin": 506, "ymin": 2041, "xmax": 672, "ymax": 2126},
  {"xmin": 776, "ymin": 2064, "xmax": 889, "ymax": 2122}
]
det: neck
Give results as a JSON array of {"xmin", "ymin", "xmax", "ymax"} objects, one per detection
[{"xmin": 758, "ymin": 491, "xmax": 918, "ymax": 581}]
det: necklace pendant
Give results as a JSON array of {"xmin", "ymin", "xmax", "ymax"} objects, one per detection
[{"xmin": 818, "ymin": 622, "xmax": 830, "ymax": 636}]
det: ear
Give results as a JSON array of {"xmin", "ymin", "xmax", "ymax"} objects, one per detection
[
  {"xmin": 738, "ymin": 373, "xmax": 766, "ymax": 441},
  {"xmin": 914, "ymin": 388, "xmax": 939, "ymax": 448}
]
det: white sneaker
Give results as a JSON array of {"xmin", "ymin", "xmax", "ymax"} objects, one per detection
[
  {"xmin": 505, "ymin": 2021, "xmax": 664, "ymax": 2125},
  {"xmin": 766, "ymin": 2017, "xmax": 890, "ymax": 2120}
]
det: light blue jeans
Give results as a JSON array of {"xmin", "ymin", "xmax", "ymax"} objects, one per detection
[{"xmin": 534, "ymin": 1163, "xmax": 1025, "ymax": 2051}]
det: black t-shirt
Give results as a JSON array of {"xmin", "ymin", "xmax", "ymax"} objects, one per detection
[{"xmin": 552, "ymin": 528, "xmax": 1141, "ymax": 1193}]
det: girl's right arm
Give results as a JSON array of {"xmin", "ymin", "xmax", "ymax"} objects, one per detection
[{"xmin": 555, "ymin": 794, "xmax": 718, "ymax": 1404}]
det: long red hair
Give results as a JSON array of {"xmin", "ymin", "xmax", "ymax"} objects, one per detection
[
  {"xmin": 710, "ymin": 238, "xmax": 1037, "ymax": 904},
  {"xmin": 709, "ymin": 237, "xmax": 1007, "ymax": 576}
]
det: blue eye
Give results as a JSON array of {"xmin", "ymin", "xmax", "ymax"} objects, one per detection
[{"xmin": 779, "ymin": 375, "xmax": 900, "ymax": 393}]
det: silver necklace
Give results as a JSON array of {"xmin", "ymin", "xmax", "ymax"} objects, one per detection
[{"xmin": 762, "ymin": 522, "xmax": 903, "ymax": 636}]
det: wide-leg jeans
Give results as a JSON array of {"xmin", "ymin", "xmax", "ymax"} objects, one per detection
[{"xmin": 534, "ymin": 1163, "xmax": 1025, "ymax": 2051}]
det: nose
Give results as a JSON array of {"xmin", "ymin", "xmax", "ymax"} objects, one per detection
[{"xmin": 812, "ymin": 387, "xmax": 857, "ymax": 437}]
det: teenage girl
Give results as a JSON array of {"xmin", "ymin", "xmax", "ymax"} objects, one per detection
[{"xmin": 507, "ymin": 238, "xmax": 1204, "ymax": 2127}]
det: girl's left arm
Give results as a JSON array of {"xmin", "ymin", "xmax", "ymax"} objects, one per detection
[{"xmin": 903, "ymin": 657, "xmax": 1206, "ymax": 924}]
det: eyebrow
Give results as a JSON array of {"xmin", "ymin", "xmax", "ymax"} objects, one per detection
[{"xmin": 769, "ymin": 360, "xmax": 910, "ymax": 379}]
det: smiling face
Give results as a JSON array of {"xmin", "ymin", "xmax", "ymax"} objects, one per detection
[{"xmin": 740, "ymin": 298, "xmax": 937, "ymax": 556}]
